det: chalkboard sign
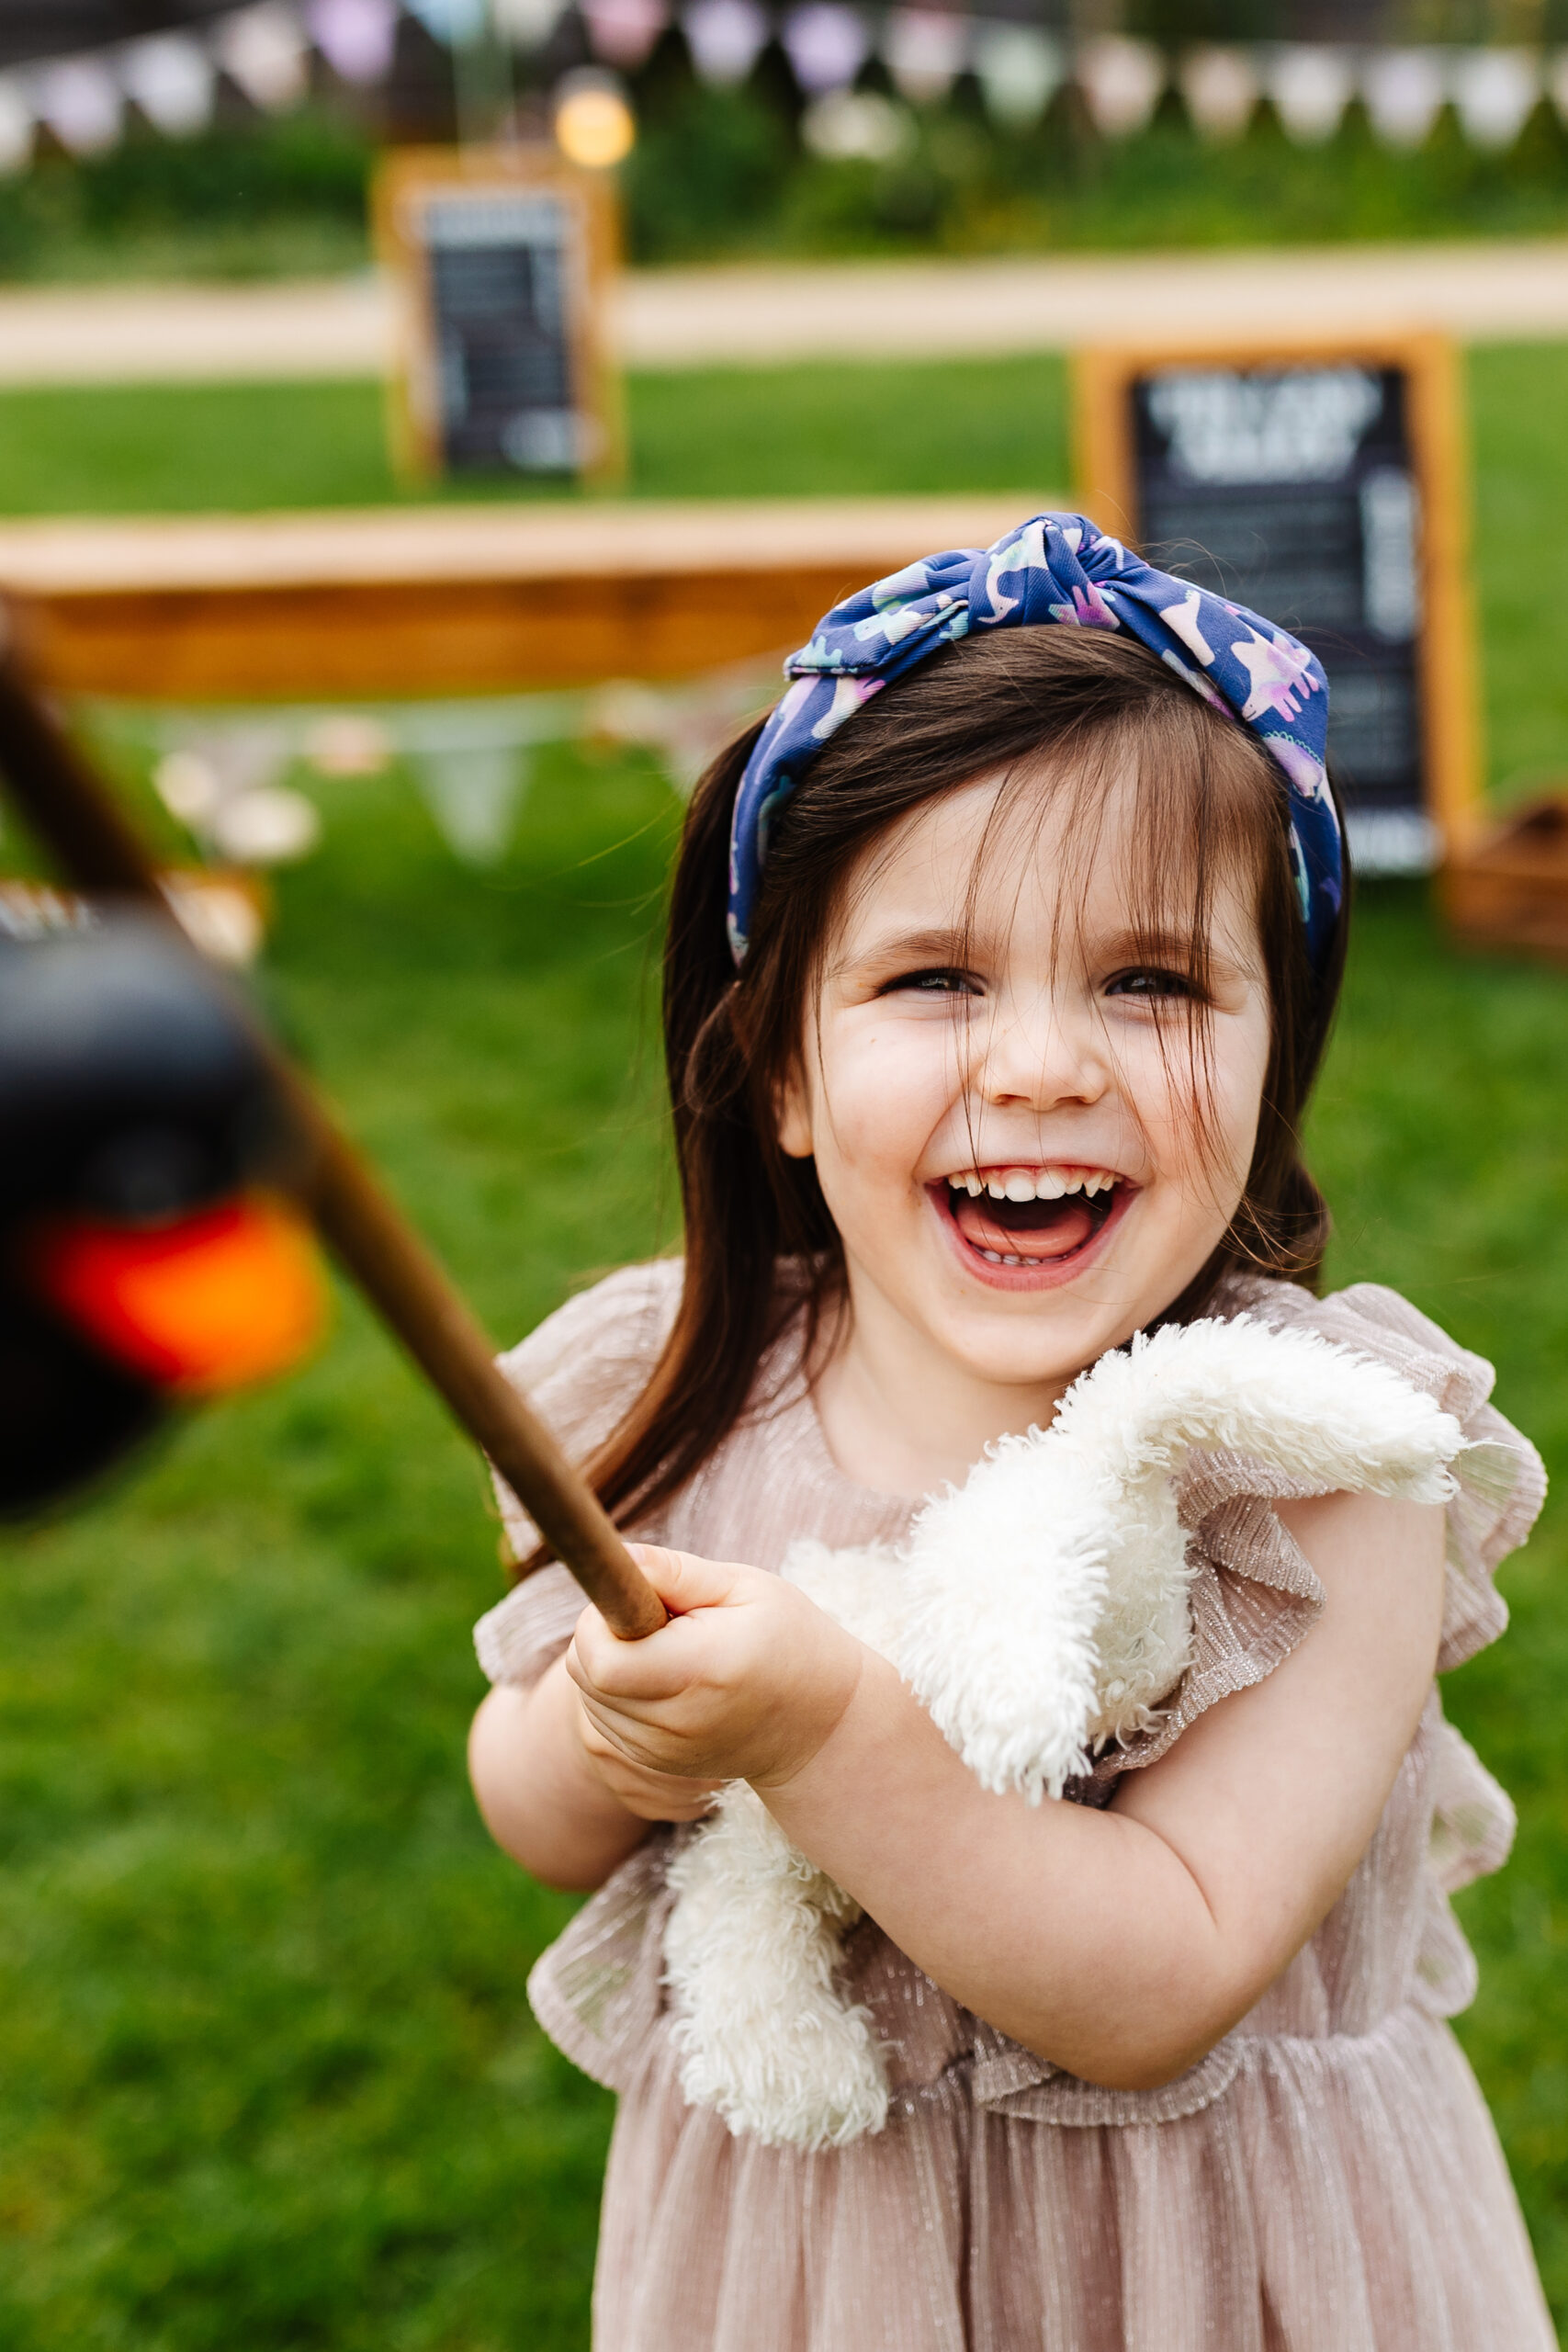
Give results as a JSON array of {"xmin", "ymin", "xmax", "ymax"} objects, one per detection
[
  {"xmin": 375, "ymin": 147, "xmax": 622, "ymax": 486},
  {"xmin": 1074, "ymin": 334, "xmax": 1479, "ymax": 874}
]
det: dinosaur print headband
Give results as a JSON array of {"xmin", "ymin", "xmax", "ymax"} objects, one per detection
[{"xmin": 727, "ymin": 511, "xmax": 1341, "ymax": 976}]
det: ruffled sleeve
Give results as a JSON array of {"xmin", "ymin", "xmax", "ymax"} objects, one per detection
[
  {"xmin": 1091, "ymin": 1275, "xmax": 1546, "ymax": 1784},
  {"xmin": 983, "ymin": 1277, "xmax": 1544, "ymax": 2123},
  {"xmin": 472, "ymin": 1258, "xmax": 682, "ymax": 1693}
]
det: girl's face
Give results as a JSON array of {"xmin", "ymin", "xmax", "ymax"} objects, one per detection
[{"xmin": 777, "ymin": 771, "xmax": 1274, "ymax": 1403}]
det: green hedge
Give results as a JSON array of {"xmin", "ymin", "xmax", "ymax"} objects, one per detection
[
  {"xmin": 0, "ymin": 109, "xmax": 374, "ymax": 280},
  {"xmin": 624, "ymin": 70, "xmax": 1568, "ymax": 263}
]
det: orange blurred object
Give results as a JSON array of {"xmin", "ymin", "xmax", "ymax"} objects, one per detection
[{"xmin": 28, "ymin": 1196, "xmax": 326, "ymax": 1393}]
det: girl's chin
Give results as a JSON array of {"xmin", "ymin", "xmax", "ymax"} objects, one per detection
[{"xmin": 928, "ymin": 1180, "xmax": 1138, "ymax": 1294}]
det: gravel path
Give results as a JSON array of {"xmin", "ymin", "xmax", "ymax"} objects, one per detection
[{"xmin": 0, "ymin": 238, "xmax": 1565, "ymax": 386}]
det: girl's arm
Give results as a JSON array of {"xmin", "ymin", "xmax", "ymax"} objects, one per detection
[
  {"xmin": 566, "ymin": 1491, "xmax": 1445, "ymax": 2090},
  {"xmin": 468, "ymin": 1657, "xmax": 723, "ymax": 1894}
]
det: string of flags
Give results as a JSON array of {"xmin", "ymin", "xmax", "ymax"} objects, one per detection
[
  {"xmin": 0, "ymin": 664, "xmax": 783, "ymax": 965},
  {"xmin": 115, "ymin": 659, "xmax": 779, "ymax": 901},
  {"xmin": 3, "ymin": 0, "xmax": 1568, "ymax": 174}
]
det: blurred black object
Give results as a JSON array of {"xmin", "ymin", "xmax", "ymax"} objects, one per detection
[
  {"xmin": 0, "ymin": 915, "xmax": 289, "ymax": 1228},
  {"xmin": 0, "ymin": 915, "xmax": 306, "ymax": 1515},
  {"xmin": 0, "ymin": 612, "xmax": 660, "ymax": 1634}
]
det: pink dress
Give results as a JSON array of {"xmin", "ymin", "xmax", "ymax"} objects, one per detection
[{"xmin": 475, "ymin": 1261, "xmax": 1554, "ymax": 2352}]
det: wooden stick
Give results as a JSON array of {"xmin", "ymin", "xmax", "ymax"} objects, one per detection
[{"xmin": 0, "ymin": 614, "xmax": 667, "ymax": 1642}]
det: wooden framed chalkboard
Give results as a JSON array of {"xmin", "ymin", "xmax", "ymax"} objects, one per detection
[
  {"xmin": 1073, "ymin": 333, "xmax": 1480, "ymax": 873},
  {"xmin": 374, "ymin": 145, "xmax": 624, "ymax": 488}
]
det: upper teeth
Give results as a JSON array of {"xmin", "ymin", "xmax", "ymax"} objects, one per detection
[{"xmin": 946, "ymin": 1168, "xmax": 1117, "ymax": 1201}]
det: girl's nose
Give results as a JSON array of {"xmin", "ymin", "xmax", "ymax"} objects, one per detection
[{"xmin": 977, "ymin": 995, "xmax": 1109, "ymax": 1112}]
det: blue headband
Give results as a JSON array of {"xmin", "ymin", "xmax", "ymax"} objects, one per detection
[{"xmin": 727, "ymin": 511, "xmax": 1341, "ymax": 975}]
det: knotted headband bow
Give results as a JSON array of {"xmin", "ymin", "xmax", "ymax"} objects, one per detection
[{"xmin": 727, "ymin": 511, "xmax": 1341, "ymax": 975}]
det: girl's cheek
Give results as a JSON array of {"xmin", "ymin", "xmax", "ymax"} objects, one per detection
[
  {"xmin": 823, "ymin": 1022, "xmax": 958, "ymax": 1163},
  {"xmin": 1106, "ymin": 1027, "xmax": 1190, "ymax": 1155},
  {"xmin": 1135, "ymin": 1019, "xmax": 1266, "ymax": 1198},
  {"xmin": 1104, "ymin": 1045, "xmax": 1223, "ymax": 1211}
]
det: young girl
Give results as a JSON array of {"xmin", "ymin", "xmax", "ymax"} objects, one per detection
[{"xmin": 468, "ymin": 514, "xmax": 1552, "ymax": 2351}]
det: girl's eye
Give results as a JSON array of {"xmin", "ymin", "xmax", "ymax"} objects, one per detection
[
  {"xmin": 1104, "ymin": 967, "xmax": 1198, "ymax": 1001},
  {"xmin": 881, "ymin": 967, "xmax": 978, "ymax": 999}
]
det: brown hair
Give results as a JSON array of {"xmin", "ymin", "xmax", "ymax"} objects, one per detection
[{"xmin": 530, "ymin": 626, "xmax": 1348, "ymax": 1559}]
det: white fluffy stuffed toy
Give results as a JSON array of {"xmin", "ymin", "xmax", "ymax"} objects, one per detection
[{"xmin": 661, "ymin": 1315, "xmax": 1466, "ymax": 2152}]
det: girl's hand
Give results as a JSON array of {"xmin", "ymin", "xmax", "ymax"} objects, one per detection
[
  {"xmin": 574, "ymin": 1699, "xmax": 723, "ymax": 1824},
  {"xmin": 566, "ymin": 1544, "xmax": 863, "ymax": 1790}
]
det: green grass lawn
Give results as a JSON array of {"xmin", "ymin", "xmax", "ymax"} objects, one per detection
[
  {"xmin": 0, "ymin": 357, "xmax": 1069, "ymax": 516},
  {"xmin": 0, "ymin": 350, "xmax": 1566, "ymax": 2346}
]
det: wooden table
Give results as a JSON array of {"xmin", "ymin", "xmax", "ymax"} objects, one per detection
[{"xmin": 0, "ymin": 497, "xmax": 1051, "ymax": 701}]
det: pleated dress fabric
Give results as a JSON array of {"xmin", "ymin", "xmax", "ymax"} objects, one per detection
[{"xmin": 474, "ymin": 1261, "xmax": 1555, "ymax": 2352}]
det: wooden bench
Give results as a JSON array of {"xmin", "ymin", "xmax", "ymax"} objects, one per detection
[{"xmin": 0, "ymin": 497, "xmax": 1051, "ymax": 701}]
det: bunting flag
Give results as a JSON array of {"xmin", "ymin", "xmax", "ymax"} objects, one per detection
[
  {"xmin": 971, "ymin": 22, "xmax": 1063, "ymax": 130},
  {"xmin": 784, "ymin": 5, "xmax": 871, "ymax": 97},
  {"xmin": 682, "ymin": 0, "xmax": 767, "ymax": 86},
  {"xmin": 1180, "ymin": 45, "xmax": 1258, "ymax": 142},
  {"xmin": 306, "ymin": 0, "xmax": 400, "ymax": 85},
  {"xmin": 580, "ymin": 0, "xmax": 668, "ymax": 71},
  {"xmin": 393, "ymin": 695, "xmax": 581, "ymax": 863},
  {"xmin": 589, "ymin": 660, "xmax": 780, "ymax": 795},
  {"xmin": 1075, "ymin": 37, "xmax": 1164, "ymax": 140},
  {"xmin": 34, "ymin": 55, "xmax": 124, "ymax": 154},
  {"xmin": 152, "ymin": 723, "xmax": 321, "ymax": 870},
  {"xmin": 1360, "ymin": 46, "xmax": 1447, "ymax": 148},
  {"xmin": 0, "ymin": 4, "xmax": 1561, "ymax": 174},
  {"xmin": 215, "ymin": 3, "xmax": 311, "ymax": 112},
  {"xmin": 885, "ymin": 9, "xmax": 967, "ymax": 107},
  {"xmin": 119, "ymin": 34, "xmax": 217, "ymax": 134},
  {"xmin": 1261, "ymin": 44, "xmax": 1354, "ymax": 143},
  {"xmin": 1451, "ymin": 47, "xmax": 1540, "ymax": 150}
]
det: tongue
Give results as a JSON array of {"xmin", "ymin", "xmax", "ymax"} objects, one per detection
[{"xmin": 952, "ymin": 1194, "xmax": 1096, "ymax": 1261}]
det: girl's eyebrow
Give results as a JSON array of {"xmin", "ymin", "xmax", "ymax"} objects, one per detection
[
  {"xmin": 844, "ymin": 922, "xmax": 1241, "ymax": 973},
  {"xmin": 1089, "ymin": 925, "xmax": 1252, "ymax": 980},
  {"xmin": 842, "ymin": 925, "xmax": 977, "ymax": 968},
  {"xmin": 1089, "ymin": 925, "xmax": 1203, "ymax": 965}
]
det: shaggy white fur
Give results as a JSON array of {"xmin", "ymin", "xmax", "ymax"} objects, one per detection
[{"xmin": 661, "ymin": 1317, "xmax": 1465, "ymax": 2151}]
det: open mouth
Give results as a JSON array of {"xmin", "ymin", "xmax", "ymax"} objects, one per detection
[{"xmin": 934, "ymin": 1165, "xmax": 1134, "ymax": 1283}]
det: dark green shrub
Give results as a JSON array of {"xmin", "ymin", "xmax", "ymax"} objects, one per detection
[{"xmin": 622, "ymin": 85, "xmax": 793, "ymax": 262}]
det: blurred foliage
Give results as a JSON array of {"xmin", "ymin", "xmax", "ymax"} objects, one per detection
[
  {"xmin": 620, "ymin": 80, "xmax": 795, "ymax": 264},
  {"xmin": 624, "ymin": 73, "xmax": 1568, "ymax": 263},
  {"xmin": 4, "ymin": 61, "xmax": 1568, "ymax": 279},
  {"xmin": 0, "ymin": 108, "xmax": 373, "ymax": 281}
]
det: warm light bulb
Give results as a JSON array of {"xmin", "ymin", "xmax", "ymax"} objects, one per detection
[{"xmin": 554, "ymin": 75, "xmax": 636, "ymax": 168}]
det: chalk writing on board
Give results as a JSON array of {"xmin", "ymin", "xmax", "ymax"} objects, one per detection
[
  {"xmin": 420, "ymin": 188, "xmax": 591, "ymax": 476},
  {"xmin": 1134, "ymin": 363, "xmax": 1432, "ymax": 875}
]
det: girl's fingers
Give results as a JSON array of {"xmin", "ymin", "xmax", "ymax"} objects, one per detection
[
  {"xmin": 579, "ymin": 1717, "xmax": 722, "ymax": 1813},
  {"xmin": 575, "ymin": 1686, "xmax": 708, "ymax": 1779},
  {"xmin": 623, "ymin": 1542, "xmax": 750, "ymax": 1615},
  {"xmin": 566, "ymin": 1603, "xmax": 706, "ymax": 1705},
  {"xmin": 566, "ymin": 1544, "xmax": 761, "ymax": 1701}
]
